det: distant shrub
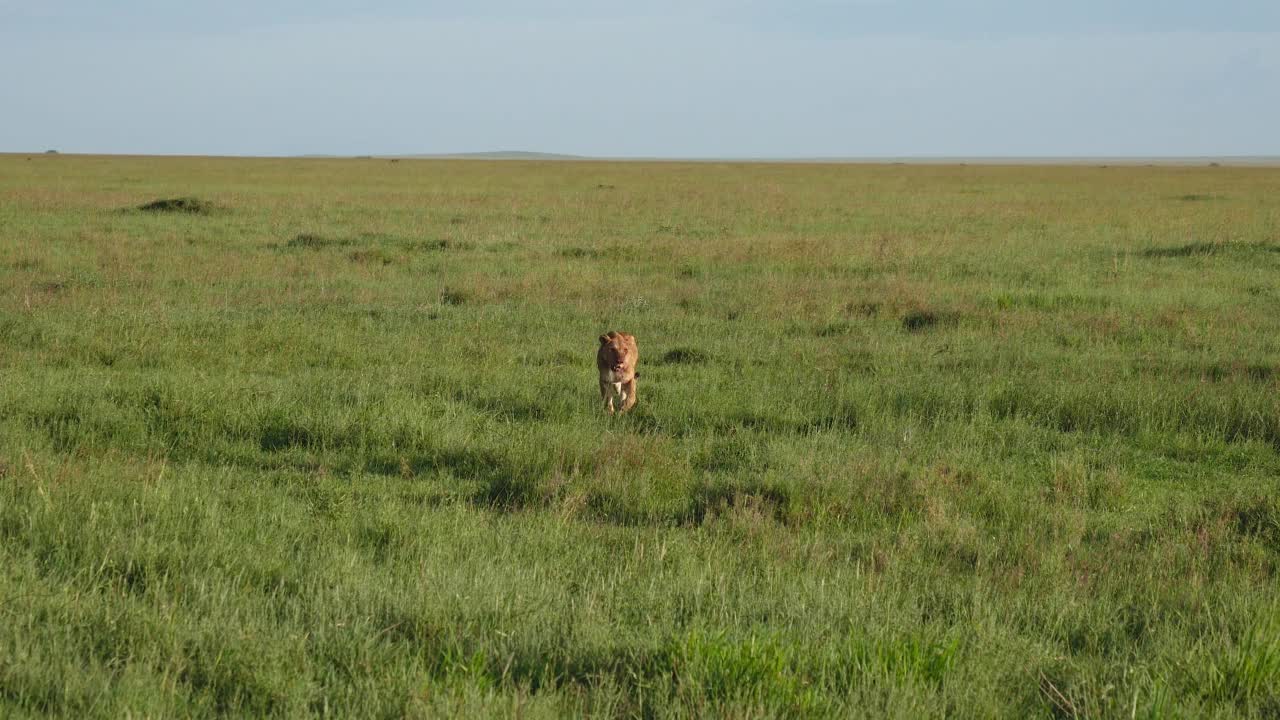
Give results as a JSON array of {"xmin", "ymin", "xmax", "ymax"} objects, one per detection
[
  {"xmin": 285, "ymin": 232, "xmax": 465, "ymax": 253},
  {"xmin": 814, "ymin": 322, "xmax": 853, "ymax": 337},
  {"xmin": 405, "ymin": 239, "xmax": 470, "ymax": 252},
  {"xmin": 35, "ymin": 280, "xmax": 69, "ymax": 294},
  {"xmin": 846, "ymin": 301, "xmax": 880, "ymax": 317},
  {"xmin": 136, "ymin": 197, "xmax": 216, "ymax": 214},
  {"xmin": 440, "ymin": 287, "xmax": 468, "ymax": 306},
  {"xmin": 558, "ymin": 247, "xmax": 600, "ymax": 259},
  {"xmin": 558, "ymin": 246, "xmax": 635, "ymax": 260},
  {"xmin": 286, "ymin": 233, "xmax": 351, "ymax": 250},
  {"xmin": 347, "ymin": 249, "xmax": 395, "ymax": 265},
  {"xmin": 901, "ymin": 309, "xmax": 958, "ymax": 332}
]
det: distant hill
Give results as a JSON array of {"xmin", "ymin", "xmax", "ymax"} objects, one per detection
[{"xmin": 391, "ymin": 150, "xmax": 587, "ymax": 160}]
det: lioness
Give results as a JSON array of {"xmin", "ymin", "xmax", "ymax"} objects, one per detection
[{"xmin": 597, "ymin": 331, "xmax": 639, "ymax": 414}]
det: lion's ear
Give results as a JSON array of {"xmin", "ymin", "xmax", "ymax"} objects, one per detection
[{"xmin": 599, "ymin": 334, "xmax": 609, "ymax": 344}]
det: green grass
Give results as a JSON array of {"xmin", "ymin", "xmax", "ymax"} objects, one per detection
[{"xmin": 2, "ymin": 153, "xmax": 1279, "ymax": 717}]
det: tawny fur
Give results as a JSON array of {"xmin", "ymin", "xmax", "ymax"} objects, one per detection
[{"xmin": 597, "ymin": 331, "xmax": 639, "ymax": 414}]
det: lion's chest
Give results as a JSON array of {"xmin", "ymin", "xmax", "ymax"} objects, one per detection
[{"xmin": 602, "ymin": 379, "xmax": 627, "ymax": 404}]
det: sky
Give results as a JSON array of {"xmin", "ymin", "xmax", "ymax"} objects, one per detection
[{"xmin": 3, "ymin": 1, "xmax": 1278, "ymax": 157}]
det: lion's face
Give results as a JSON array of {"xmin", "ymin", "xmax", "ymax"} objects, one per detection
[{"xmin": 597, "ymin": 331, "xmax": 638, "ymax": 379}]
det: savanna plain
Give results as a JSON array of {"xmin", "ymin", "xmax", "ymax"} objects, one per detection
[{"xmin": 1, "ymin": 154, "xmax": 1278, "ymax": 718}]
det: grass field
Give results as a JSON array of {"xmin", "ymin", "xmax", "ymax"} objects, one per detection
[{"xmin": 2, "ymin": 153, "xmax": 1279, "ymax": 718}]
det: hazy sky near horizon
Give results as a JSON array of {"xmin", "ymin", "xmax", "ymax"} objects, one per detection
[{"xmin": 3, "ymin": 1, "xmax": 1278, "ymax": 157}]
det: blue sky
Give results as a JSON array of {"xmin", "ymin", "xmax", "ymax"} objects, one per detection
[{"xmin": 3, "ymin": 1, "xmax": 1278, "ymax": 157}]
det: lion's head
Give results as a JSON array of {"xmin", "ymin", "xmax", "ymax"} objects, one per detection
[{"xmin": 597, "ymin": 331, "xmax": 638, "ymax": 379}]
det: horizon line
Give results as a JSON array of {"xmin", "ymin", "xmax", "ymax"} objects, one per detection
[{"xmin": 6, "ymin": 150, "xmax": 1280, "ymax": 167}]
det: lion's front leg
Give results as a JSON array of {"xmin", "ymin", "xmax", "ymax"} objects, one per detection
[
  {"xmin": 600, "ymin": 379, "xmax": 616, "ymax": 414},
  {"xmin": 620, "ymin": 378, "xmax": 637, "ymax": 413}
]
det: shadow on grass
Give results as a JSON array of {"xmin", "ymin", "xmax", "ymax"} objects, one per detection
[
  {"xmin": 434, "ymin": 385, "xmax": 559, "ymax": 423},
  {"xmin": 364, "ymin": 448, "xmax": 543, "ymax": 511},
  {"xmin": 1193, "ymin": 362, "xmax": 1276, "ymax": 384},
  {"xmin": 902, "ymin": 309, "xmax": 960, "ymax": 332},
  {"xmin": 367, "ymin": 611, "xmax": 954, "ymax": 715},
  {"xmin": 365, "ymin": 612, "xmax": 681, "ymax": 707},
  {"xmin": 258, "ymin": 420, "xmax": 323, "ymax": 452},
  {"xmin": 1227, "ymin": 495, "xmax": 1280, "ymax": 551},
  {"xmin": 656, "ymin": 347, "xmax": 709, "ymax": 365},
  {"xmin": 987, "ymin": 387, "xmax": 1280, "ymax": 450},
  {"xmin": 1141, "ymin": 242, "xmax": 1280, "ymax": 259},
  {"xmin": 682, "ymin": 479, "xmax": 792, "ymax": 525},
  {"xmin": 177, "ymin": 639, "xmax": 288, "ymax": 716},
  {"xmin": 603, "ymin": 404, "xmax": 857, "ymax": 439}
]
